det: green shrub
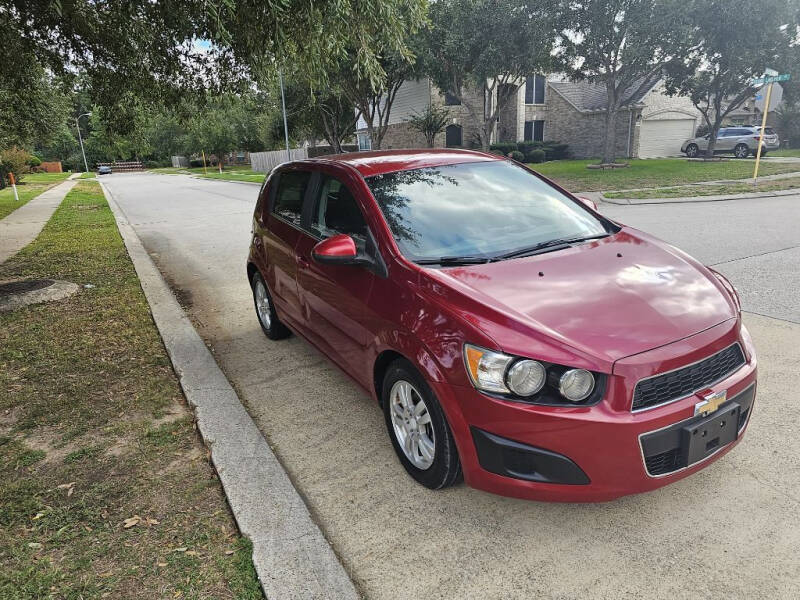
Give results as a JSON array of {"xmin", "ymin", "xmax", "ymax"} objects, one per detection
[
  {"xmin": 27, "ymin": 155, "xmax": 42, "ymax": 167},
  {"xmin": 0, "ymin": 147, "xmax": 33, "ymax": 184},
  {"xmin": 517, "ymin": 141, "xmax": 544, "ymax": 155},
  {"xmin": 509, "ymin": 150, "xmax": 525, "ymax": 162},
  {"xmin": 527, "ymin": 149, "xmax": 546, "ymax": 163},
  {"xmin": 489, "ymin": 142, "xmax": 518, "ymax": 156}
]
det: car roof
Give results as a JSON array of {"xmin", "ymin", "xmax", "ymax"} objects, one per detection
[{"xmin": 291, "ymin": 148, "xmax": 501, "ymax": 178}]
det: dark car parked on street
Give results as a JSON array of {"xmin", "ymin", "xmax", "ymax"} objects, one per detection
[{"xmin": 246, "ymin": 149, "xmax": 756, "ymax": 502}]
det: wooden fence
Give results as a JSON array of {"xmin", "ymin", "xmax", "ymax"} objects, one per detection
[
  {"xmin": 250, "ymin": 148, "xmax": 308, "ymax": 173},
  {"xmin": 97, "ymin": 161, "xmax": 144, "ymax": 172}
]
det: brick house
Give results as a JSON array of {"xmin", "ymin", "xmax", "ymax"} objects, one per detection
[{"xmin": 356, "ymin": 75, "xmax": 701, "ymax": 159}]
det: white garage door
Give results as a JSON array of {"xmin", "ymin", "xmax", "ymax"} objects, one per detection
[{"xmin": 638, "ymin": 119, "xmax": 696, "ymax": 158}]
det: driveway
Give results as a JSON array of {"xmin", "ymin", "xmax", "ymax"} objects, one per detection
[{"xmin": 105, "ymin": 173, "xmax": 799, "ymax": 599}]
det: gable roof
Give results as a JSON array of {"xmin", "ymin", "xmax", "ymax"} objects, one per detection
[{"xmin": 548, "ymin": 75, "xmax": 661, "ymax": 112}]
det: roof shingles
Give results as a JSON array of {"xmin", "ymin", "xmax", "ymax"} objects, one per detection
[{"xmin": 549, "ymin": 75, "xmax": 661, "ymax": 112}]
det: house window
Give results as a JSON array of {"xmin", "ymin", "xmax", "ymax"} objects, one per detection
[
  {"xmin": 524, "ymin": 120, "xmax": 544, "ymax": 141},
  {"xmin": 524, "ymin": 75, "xmax": 546, "ymax": 104},
  {"xmin": 444, "ymin": 91, "xmax": 461, "ymax": 106},
  {"xmin": 445, "ymin": 124, "xmax": 463, "ymax": 147},
  {"xmin": 357, "ymin": 133, "xmax": 372, "ymax": 151}
]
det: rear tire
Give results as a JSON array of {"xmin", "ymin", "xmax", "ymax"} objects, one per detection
[
  {"xmin": 685, "ymin": 143, "xmax": 699, "ymax": 158},
  {"xmin": 382, "ymin": 359, "xmax": 462, "ymax": 490},
  {"xmin": 251, "ymin": 271, "xmax": 290, "ymax": 340},
  {"xmin": 734, "ymin": 144, "xmax": 749, "ymax": 159}
]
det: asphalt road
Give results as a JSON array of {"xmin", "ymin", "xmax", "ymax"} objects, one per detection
[{"xmin": 104, "ymin": 172, "xmax": 800, "ymax": 600}]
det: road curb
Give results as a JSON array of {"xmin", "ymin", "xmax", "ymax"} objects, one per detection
[
  {"xmin": 189, "ymin": 174, "xmax": 263, "ymax": 186},
  {"xmin": 600, "ymin": 187, "xmax": 800, "ymax": 205},
  {"xmin": 98, "ymin": 181, "xmax": 360, "ymax": 600}
]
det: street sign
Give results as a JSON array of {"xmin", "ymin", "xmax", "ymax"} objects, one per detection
[{"xmin": 751, "ymin": 73, "xmax": 791, "ymax": 85}]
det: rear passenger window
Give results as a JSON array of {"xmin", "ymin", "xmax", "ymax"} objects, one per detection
[
  {"xmin": 273, "ymin": 171, "xmax": 310, "ymax": 226},
  {"xmin": 310, "ymin": 176, "xmax": 368, "ymax": 242}
]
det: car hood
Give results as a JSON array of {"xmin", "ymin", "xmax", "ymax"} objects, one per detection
[{"xmin": 424, "ymin": 228, "xmax": 737, "ymax": 365}]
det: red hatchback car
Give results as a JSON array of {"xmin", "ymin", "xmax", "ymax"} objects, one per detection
[{"xmin": 246, "ymin": 149, "xmax": 756, "ymax": 502}]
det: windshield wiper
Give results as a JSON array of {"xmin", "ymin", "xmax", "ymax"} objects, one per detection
[
  {"xmin": 415, "ymin": 256, "xmax": 494, "ymax": 266},
  {"xmin": 495, "ymin": 233, "xmax": 611, "ymax": 260}
]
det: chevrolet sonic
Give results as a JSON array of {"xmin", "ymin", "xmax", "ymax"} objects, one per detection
[{"xmin": 246, "ymin": 149, "xmax": 756, "ymax": 502}]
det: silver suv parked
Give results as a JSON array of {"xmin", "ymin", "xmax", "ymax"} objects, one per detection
[{"xmin": 681, "ymin": 126, "xmax": 780, "ymax": 158}]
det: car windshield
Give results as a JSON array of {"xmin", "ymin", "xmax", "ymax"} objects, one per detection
[{"xmin": 366, "ymin": 160, "xmax": 610, "ymax": 262}]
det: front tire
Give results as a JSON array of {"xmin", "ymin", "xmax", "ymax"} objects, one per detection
[
  {"xmin": 251, "ymin": 271, "xmax": 290, "ymax": 340},
  {"xmin": 685, "ymin": 143, "xmax": 699, "ymax": 158},
  {"xmin": 734, "ymin": 144, "xmax": 749, "ymax": 159},
  {"xmin": 382, "ymin": 359, "xmax": 461, "ymax": 490}
]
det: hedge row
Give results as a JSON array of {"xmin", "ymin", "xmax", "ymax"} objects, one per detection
[{"xmin": 490, "ymin": 140, "xmax": 571, "ymax": 163}]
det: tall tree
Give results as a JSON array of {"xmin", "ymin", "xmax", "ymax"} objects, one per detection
[
  {"xmin": 340, "ymin": 53, "xmax": 418, "ymax": 150},
  {"xmin": 663, "ymin": 0, "xmax": 795, "ymax": 159},
  {"xmin": 0, "ymin": 59, "xmax": 70, "ymax": 149},
  {"xmin": 2, "ymin": 0, "xmax": 427, "ymax": 138},
  {"xmin": 422, "ymin": 0, "xmax": 560, "ymax": 151},
  {"xmin": 559, "ymin": 0, "xmax": 688, "ymax": 164}
]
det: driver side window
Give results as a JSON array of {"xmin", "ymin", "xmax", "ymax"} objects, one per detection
[{"xmin": 310, "ymin": 176, "xmax": 368, "ymax": 244}]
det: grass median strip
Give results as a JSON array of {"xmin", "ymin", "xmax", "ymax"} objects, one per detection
[
  {"xmin": 0, "ymin": 181, "xmax": 262, "ymax": 599},
  {"xmin": 530, "ymin": 158, "xmax": 800, "ymax": 192},
  {"xmin": 0, "ymin": 172, "xmax": 71, "ymax": 220},
  {"xmin": 604, "ymin": 175, "xmax": 800, "ymax": 199}
]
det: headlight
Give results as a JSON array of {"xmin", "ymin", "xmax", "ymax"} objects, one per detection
[
  {"xmin": 464, "ymin": 344, "xmax": 600, "ymax": 404},
  {"xmin": 506, "ymin": 360, "xmax": 546, "ymax": 396},
  {"xmin": 559, "ymin": 369, "xmax": 595, "ymax": 402},
  {"xmin": 464, "ymin": 344, "xmax": 513, "ymax": 393}
]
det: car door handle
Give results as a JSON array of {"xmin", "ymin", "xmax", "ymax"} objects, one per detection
[{"xmin": 297, "ymin": 255, "xmax": 310, "ymax": 269}]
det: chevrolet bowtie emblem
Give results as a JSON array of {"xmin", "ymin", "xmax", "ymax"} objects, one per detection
[{"xmin": 694, "ymin": 389, "xmax": 727, "ymax": 416}]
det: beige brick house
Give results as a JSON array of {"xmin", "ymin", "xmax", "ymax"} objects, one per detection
[{"xmin": 355, "ymin": 76, "xmax": 701, "ymax": 159}]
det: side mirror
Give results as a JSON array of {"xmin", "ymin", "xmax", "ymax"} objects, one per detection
[
  {"xmin": 577, "ymin": 196, "xmax": 597, "ymax": 211},
  {"xmin": 312, "ymin": 234, "xmax": 359, "ymax": 265}
]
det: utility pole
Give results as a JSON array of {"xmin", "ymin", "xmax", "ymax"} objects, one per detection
[
  {"xmin": 76, "ymin": 112, "xmax": 92, "ymax": 173},
  {"xmin": 278, "ymin": 69, "xmax": 290, "ymax": 160}
]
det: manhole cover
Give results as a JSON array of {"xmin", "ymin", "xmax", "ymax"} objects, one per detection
[
  {"xmin": 0, "ymin": 279, "xmax": 55, "ymax": 296},
  {"xmin": 0, "ymin": 279, "xmax": 79, "ymax": 311}
]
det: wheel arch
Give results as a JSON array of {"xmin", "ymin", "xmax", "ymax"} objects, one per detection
[
  {"xmin": 246, "ymin": 261, "xmax": 258, "ymax": 284},
  {"xmin": 372, "ymin": 342, "xmax": 448, "ymax": 408}
]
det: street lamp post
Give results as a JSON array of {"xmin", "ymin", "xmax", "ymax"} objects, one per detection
[
  {"xmin": 76, "ymin": 112, "xmax": 92, "ymax": 173},
  {"xmin": 278, "ymin": 69, "xmax": 290, "ymax": 160}
]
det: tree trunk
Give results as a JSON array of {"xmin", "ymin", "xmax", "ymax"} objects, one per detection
[
  {"xmin": 601, "ymin": 107, "xmax": 618, "ymax": 164},
  {"xmin": 481, "ymin": 121, "xmax": 495, "ymax": 152},
  {"xmin": 367, "ymin": 122, "xmax": 379, "ymax": 150},
  {"xmin": 705, "ymin": 116, "xmax": 723, "ymax": 159}
]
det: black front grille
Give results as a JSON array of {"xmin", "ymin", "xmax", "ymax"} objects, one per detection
[
  {"xmin": 632, "ymin": 344, "xmax": 746, "ymax": 411},
  {"xmin": 645, "ymin": 448, "xmax": 682, "ymax": 476}
]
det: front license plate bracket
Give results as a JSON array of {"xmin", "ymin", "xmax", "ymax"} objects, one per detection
[{"xmin": 681, "ymin": 402, "xmax": 740, "ymax": 466}]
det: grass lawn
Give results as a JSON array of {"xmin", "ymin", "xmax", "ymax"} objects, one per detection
[
  {"xmin": 149, "ymin": 165, "xmax": 265, "ymax": 184},
  {"xmin": 0, "ymin": 172, "xmax": 71, "ymax": 221},
  {"xmin": 78, "ymin": 172, "xmax": 96, "ymax": 179},
  {"xmin": 766, "ymin": 148, "xmax": 800, "ymax": 158},
  {"xmin": 198, "ymin": 171, "xmax": 265, "ymax": 183},
  {"xmin": 604, "ymin": 175, "xmax": 800, "ymax": 199},
  {"xmin": 530, "ymin": 158, "xmax": 800, "ymax": 192},
  {"xmin": 0, "ymin": 181, "xmax": 262, "ymax": 599}
]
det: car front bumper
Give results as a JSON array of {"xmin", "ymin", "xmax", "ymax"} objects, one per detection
[{"xmin": 434, "ymin": 319, "xmax": 757, "ymax": 502}]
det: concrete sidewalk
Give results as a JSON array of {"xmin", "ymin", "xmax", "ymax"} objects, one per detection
[
  {"xmin": 99, "ymin": 180, "xmax": 359, "ymax": 600},
  {"xmin": 0, "ymin": 180, "xmax": 77, "ymax": 264}
]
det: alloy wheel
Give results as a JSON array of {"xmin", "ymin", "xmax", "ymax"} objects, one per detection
[
  {"xmin": 686, "ymin": 144, "xmax": 698, "ymax": 158},
  {"xmin": 389, "ymin": 380, "xmax": 436, "ymax": 470},
  {"xmin": 734, "ymin": 144, "xmax": 749, "ymax": 159},
  {"xmin": 254, "ymin": 278, "xmax": 272, "ymax": 329}
]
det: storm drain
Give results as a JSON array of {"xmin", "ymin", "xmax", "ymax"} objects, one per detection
[{"xmin": 0, "ymin": 279, "xmax": 80, "ymax": 312}]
